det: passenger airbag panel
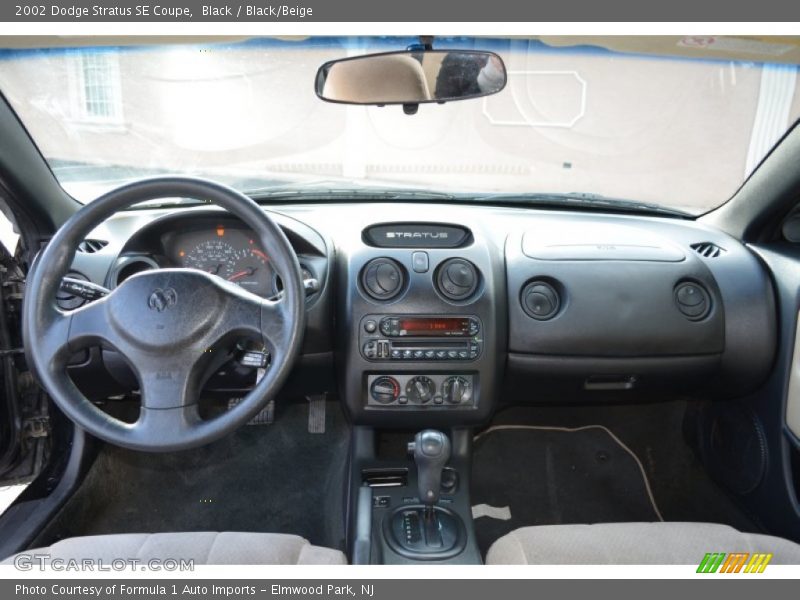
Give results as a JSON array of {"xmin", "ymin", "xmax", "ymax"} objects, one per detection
[{"xmin": 522, "ymin": 222, "xmax": 686, "ymax": 262}]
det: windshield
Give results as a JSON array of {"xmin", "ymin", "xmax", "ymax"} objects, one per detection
[{"xmin": 0, "ymin": 36, "xmax": 798, "ymax": 215}]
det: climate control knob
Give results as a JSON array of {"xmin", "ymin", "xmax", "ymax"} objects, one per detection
[
  {"xmin": 406, "ymin": 376, "xmax": 435, "ymax": 404},
  {"xmin": 370, "ymin": 376, "xmax": 400, "ymax": 404},
  {"xmin": 442, "ymin": 376, "xmax": 473, "ymax": 405}
]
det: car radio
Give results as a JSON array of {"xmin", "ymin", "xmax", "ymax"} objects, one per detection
[{"xmin": 360, "ymin": 315, "xmax": 482, "ymax": 361}]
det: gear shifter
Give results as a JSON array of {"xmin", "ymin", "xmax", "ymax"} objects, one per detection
[
  {"xmin": 385, "ymin": 429, "xmax": 464, "ymax": 557},
  {"xmin": 406, "ymin": 430, "xmax": 451, "ymax": 548},
  {"xmin": 408, "ymin": 429, "xmax": 451, "ymax": 509}
]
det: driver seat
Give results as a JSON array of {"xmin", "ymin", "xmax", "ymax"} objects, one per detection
[{"xmin": 1, "ymin": 532, "xmax": 346, "ymax": 565}]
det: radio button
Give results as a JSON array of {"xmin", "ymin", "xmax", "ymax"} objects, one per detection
[
  {"xmin": 424, "ymin": 350, "xmax": 435, "ymax": 359},
  {"xmin": 435, "ymin": 350, "xmax": 447, "ymax": 359},
  {"xmin": 447, "ymin": 350, "xmax": 458, "ymax": 359},
  {"xmin": 458, "ymin": 351, "xmax": 469, "ymax": 359},
  {"xmin": 391, "ymin": 350, "xmax": 402, "ymax": 359},
  {"xmin": 364, "ymin": 320, "xmax": 378, "ymax": 333},
  {"xmin": 403, "ymin": 350, "xmax": 413, "ymax": 359},
  {"xmin": 413, "ymin": 350, "xmax": 424, "ymax": 359}
]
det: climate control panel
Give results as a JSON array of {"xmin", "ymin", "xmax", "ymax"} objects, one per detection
[{"xmin": 366, "ymin": 374, "xmax": 476, "ymax": 408}]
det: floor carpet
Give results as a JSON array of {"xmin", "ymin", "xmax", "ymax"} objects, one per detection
[
  {"xmin": 33, "ymin": 399, "xmax": 350, "ymax": 551},
  {"xmin": 472, "ymin": 426, "xmax": 661, "ymax": 556},
  {"xmin": 471, "ymin": 401, "xmax": 760, "ymax": 557}
]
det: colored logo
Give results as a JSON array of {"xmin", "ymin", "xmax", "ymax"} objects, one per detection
[{"xmin": 697, "ymin": 552, "xmax": 773, "ymax": 573}]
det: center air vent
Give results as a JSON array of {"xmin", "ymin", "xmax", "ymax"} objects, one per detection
[
  {"xmin": 361, "ymin": 258, "xmax": 405, "ymax": 301},
  {"xmin": 77, "ymin": 239, "xmax": 109, "ymax": 253},
  {"xmin": 690, "ymin": 242, "xmax": 725, "ymax": 258},
  {"xmin": 436, "ymin": 258, "xmax": 479, "ymax": 301}
]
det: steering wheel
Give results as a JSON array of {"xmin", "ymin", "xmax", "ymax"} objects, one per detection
[{"xmin": 23, "ymin": 177, "xmax": 306, "ymax": 452}]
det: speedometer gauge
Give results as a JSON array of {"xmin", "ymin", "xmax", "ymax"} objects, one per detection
[
  {"xmin": 183, "ymin": 240, "xmax": 237, "ymax": 279},
  {"xmin": 173, "ymin": 226, "xmax": 277, "ymax": 298}
]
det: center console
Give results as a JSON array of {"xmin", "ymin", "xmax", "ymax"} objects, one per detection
[
  {"xmin": 336, "ymin": 222, "xmax": 506, "ymax": 429},
  {"xmin": 337, "ymin": 221, "xmax": 506, "ymax": 564},
  {"xmin": 347, "ymin": 427, "xmax": 482, "ymax": 564}
]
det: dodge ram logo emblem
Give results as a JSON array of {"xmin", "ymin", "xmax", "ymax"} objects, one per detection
[{"xmin": 147, "ymin": 288, "xmax": 178, "ymax": 312}]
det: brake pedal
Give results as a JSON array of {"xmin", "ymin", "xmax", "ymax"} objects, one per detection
[{"xmin": 227, "ymin": 397, "xmax": 275, "ymax": 425}]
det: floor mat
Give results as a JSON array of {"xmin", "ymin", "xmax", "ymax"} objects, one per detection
[
  {"xmin": 33, "ymin": 400, "xmax": 350, "ymax": 551},
  {"xmin": 471, "ymin": 425, "xmax": 662, "ymax": 557},
  {"xmin": 488, "ymin": 402, "xmax": 760, "ymax": 533}
]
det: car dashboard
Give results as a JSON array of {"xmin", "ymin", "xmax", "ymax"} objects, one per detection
[{"xmin": 62, "ymin": 200, "xmax": 777, "ymax": 428}]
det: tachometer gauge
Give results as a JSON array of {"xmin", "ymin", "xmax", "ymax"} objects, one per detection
[
  {"xmin": 227, "ymin": 246, "xmax": 273, "ymax": 296},
  {"xmin": 183, "ymin": 240, "xmax": 237, "ymax": 279}
]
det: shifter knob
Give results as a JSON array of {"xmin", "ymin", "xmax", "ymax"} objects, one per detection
[{"xmin": 408, "ymin": 430, "xmax": 451, "ymax": 506}]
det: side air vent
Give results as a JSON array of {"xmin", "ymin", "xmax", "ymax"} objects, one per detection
[
  {"xmin": 690, "ymin": 242, "xmax": 725, "ymax": 259},
  {"xmin": 77, "ymin": 239, "xmax": 109, "ymax": 253}
]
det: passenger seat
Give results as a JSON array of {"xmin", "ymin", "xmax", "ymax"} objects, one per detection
[{"xmin": 485, "ymin": 522, "xmax": 800, "ymax": 564}]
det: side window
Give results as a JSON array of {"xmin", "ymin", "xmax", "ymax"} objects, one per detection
[
  {"xmin": 0, "ymin": 207, "xmax": 18, "ymax": 256},
  {"xmin": 70, "ymin": 51, "xmax": 123, "ymax": 125}
]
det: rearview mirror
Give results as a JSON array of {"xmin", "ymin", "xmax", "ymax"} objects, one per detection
[{"xmin": 315, "ymin": 50, "xmax": 507, "ymax": 108}]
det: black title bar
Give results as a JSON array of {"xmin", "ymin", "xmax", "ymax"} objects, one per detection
[{"xmin": 2, "ymin": 0, "xmax": 800, "ymax": 22}]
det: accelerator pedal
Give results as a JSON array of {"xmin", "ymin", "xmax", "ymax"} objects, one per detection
[{"xmin": 307, "ymin": 394, "xmax": 327, "ymax": 434}]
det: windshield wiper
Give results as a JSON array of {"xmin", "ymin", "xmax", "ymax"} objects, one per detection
[
  {"xmin": 128, "ymin": 198, "xmax": 212, "ymax": 209},
  {"xmin": 247, "ymin": 185, "xmax": 457, "ymax": 203},
  {"xmin": 124, "ymin": 185, "xmax": 687, "ymax": 217},
  {"xmin": 468, "ymin": 192, "xmax": 692, "ymax": 218}
]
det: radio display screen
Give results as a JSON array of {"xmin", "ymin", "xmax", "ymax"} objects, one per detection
[{"xmin": 398, "ymin": 318, "xmax": 469, "ymax": 336}]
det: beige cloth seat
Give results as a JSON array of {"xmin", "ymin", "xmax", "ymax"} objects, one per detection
[
  {"xmin": 486, "ymin": 522, "xmax": 800, "ymax": 564},
  {"xmin": 1, "ymin": 532, "xmax": 346, "ymax": 565}
]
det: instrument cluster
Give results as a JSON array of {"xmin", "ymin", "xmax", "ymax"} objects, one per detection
[{"xmin": 166, "ymin": 225, "xmax": 278, "ymax": 297}]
